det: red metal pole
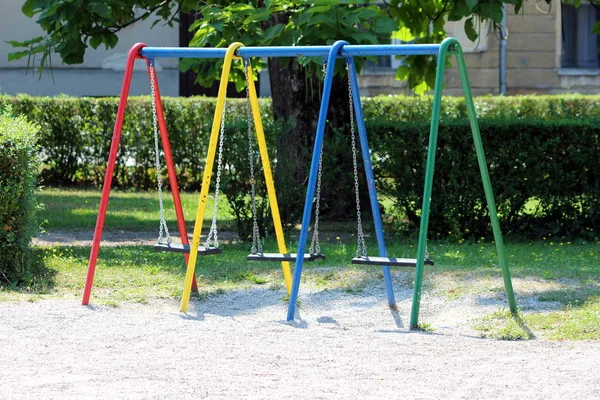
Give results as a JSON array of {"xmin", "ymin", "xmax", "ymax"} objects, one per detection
[
  {"xmin": 82, "ymin": 43, "xmax": 146, "ymax": 305},
  {"xmin": 148, "ymin": 62, "xmax": 198, "ymax": 291}
]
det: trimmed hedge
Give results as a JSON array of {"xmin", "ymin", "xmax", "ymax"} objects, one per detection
[
  {"xmin": 370, "ymin": 119, "xmax": 600, "ymax": 239},
  {"xmin": 2, "ymin": 93, "xmax": 600, "ymax": 189},
  {"xmin": 1, "ymin": 95, "xmax": 262, "ymax": 189},
  {"xmin": 0, "ymin": 108, "xmax": 40, "ymax": 284},
  {"xmin": 0, "ymin": 94, "xmax": 598, "ymax": 239}
]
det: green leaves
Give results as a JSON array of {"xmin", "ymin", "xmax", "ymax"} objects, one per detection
[
  {"xmin": 262, "ymin": 24, "xmax": 284, "ymax": 44},
  {"xmin": 464, "ymin": 17, "xmax": 478, "ymax": 42},
  {"xmin": 88, "ymin": 2, "xmax": 112, "ymax": 18},
  {"xmin": 466, "ymin": 0, "xmax": 479, "ymax": 11},
  {"xmin": 184, "ymin": 0, "xmax": 399, "ymax": 91},
  {"xmin": 21, "ymin": 0, "xmax": 36, "ymax": 17},
  {"xmin": 7, "ymin": 50, "xmax": 31, "ymax": 62}
]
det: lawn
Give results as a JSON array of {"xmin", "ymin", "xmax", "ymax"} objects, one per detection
[
  {"xmin": 2, "ymin": 188, "xmax": 598, "ymax": 340},
  {"xmin": 36, "ymin": 188, "xmax": 235, "ymax": 231}
]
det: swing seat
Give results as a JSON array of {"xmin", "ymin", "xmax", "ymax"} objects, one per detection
[
  {"xmin": 153, "ymin": 243, "xmax": 223, "ymax": 255},
  {"xmin": 351, "ymin": 256, "xmax": 434, "ymax": 267},
  {"xmin": 247, "ymin": 252, "xmax": 326, "ymax": 262}
]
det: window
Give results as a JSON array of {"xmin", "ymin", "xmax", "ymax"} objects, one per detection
[
  {"xmin": 363, "ymin": 38, "xmax": 403, "ymax": 73},
  {"xmin": 561, "ymin": 2, "xmax": 600, "ymax": 68}
]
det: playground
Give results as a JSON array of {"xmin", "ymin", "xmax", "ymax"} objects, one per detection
[{"xmin": 2, "ymin": 37, "xmax": 599, "ymax": 399}]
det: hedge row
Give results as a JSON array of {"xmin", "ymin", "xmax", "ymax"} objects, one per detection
[
  {"xmin": 0, "ymin": 94, "xmax": 598, "ymax": 239},
  {"xmin": 369, "ymin": 119, "xmax": 600, "ymax": 239},
  {"xmin": 0, "ymin": 95, "xmax": 261, "ymax": 189},
  {"xmin": 2, "ymin": 93, "xmax": 599, "ymax": 189},
  {"xmin": 0, "ymin": 108, "xmax": 40, "ymax": 284}
]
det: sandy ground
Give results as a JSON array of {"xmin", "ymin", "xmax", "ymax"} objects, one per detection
[
  {"xmin": 1, "ymin": 284, "xmax": 599, "ymax": 399},
  {"xmin": 2, "ymin": 230, "xmax": 597, "ymax": 398}
]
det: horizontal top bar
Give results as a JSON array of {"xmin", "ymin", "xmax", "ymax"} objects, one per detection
[{"xmin": 139, "ymin": 44, "xmax": 442, "ymax": 59}]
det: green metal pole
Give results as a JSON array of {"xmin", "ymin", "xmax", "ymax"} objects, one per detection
[
  {"xmin": 454, "ymin": 44, "xmax": 518, "ymax": 314},
  {"xmin": 409, "ymin": 39, "xmax": 454, "ymax": 329}
]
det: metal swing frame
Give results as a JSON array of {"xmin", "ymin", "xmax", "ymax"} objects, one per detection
[
  {"xmin": 82, "ymin": 44, "xmax": 201, "ymax": 305},
  {"xmin": 83, "ymin": 39, "xmax": 517, "ymax": 330},
  {"xmin": 283, "ymin": 39, "xmax": 517, "ymax": 328}
]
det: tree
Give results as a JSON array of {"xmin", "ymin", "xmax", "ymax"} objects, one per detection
[{"xmin": 10, "ymin": 0, "xmax": 526, "ymax": 227}]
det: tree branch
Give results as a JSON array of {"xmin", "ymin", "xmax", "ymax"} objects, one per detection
[{"xmin": 106, "ymin": 0, "xmax": 175, "ymax": 32}]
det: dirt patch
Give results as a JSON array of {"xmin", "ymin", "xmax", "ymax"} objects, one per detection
[
  {"xmin": 1, "ymin": 284, "xmax": 599, "ymax": 399},
  {"xmin": 14, "ymin": 230, "xmax": 599, "ymax": 398}
]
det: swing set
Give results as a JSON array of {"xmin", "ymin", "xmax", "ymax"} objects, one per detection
[{"xmin": 81, "ymin": 39, "xmax": 517, "ymax": 329}]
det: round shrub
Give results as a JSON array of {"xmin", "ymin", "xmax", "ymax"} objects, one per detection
[{"xmin": 0, "ymin": 107, "xmax": 40, "ymax": 284}]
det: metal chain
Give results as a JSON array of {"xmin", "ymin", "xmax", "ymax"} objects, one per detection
[
  {"xmin": 419, "ymin": 115, "xmax": 431, "ymax": 262},
  {"xmin": 346, "ymin": 63, "xmax": 367, "ymax": 258},
  {"xmin": 204, "ymin": 97, "xmax": 227, "ymax": 250},
  {"xmin": 243, "ymin": 60, "xmax": 263, "ymax": 255},
  {"xmin": 149, "ymin": 63, "xmax": 172, "ymax": 245},
  {"xmin": 309, "ymin": 146, "xmax": 324, "ymax": 255},
  {"xmin": 309, "ymin": 63, "xmax": 328, "ymax": 255}
]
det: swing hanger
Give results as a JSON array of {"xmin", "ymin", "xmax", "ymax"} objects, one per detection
[
  {"xmin": 148, "ymin": 59, "xmax": 221, "ymax": 256},
  {"xmin": 246, "ymin": 57, "xmax": 325, "ymax": 263},
  {"xmin": 342, "ymin": 60, "xmax": 433, "ymax": 268}
]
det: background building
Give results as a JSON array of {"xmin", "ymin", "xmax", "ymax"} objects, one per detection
[{"xmin": 1, "ymin": 1, "xmax": 598, "ymax": 97}]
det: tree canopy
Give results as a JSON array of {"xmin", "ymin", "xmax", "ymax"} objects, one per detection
[{"xmin": 9, "ymin": 0, "xmax": 530, "ymax": 93}]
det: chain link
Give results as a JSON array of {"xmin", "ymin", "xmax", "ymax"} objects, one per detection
[
  {"xmin": 149, "ymin": 63, "xmax": 172, "ymax": 245},
  {"xmin": 204, "ymin": 94, "xmax": 227, "ymax": 250},
  {"xmin": 243, "ymin": 60, "xmax": 263, "ymax": 255},
  {"xmin": 346, "ymin": 63, "xmax": 367, "ymax": 258},
  {"xmin": 309, "ymin": 146, "xmax": 324, "ymax": 255},
  {"xmin": 308, "ymin": 62, "xmax": 329, "ymax": 255}
]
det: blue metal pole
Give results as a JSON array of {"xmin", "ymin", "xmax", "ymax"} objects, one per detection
[
  {"xmin": 346, "ymin": 57, "xmax": 396, "ymax": 307},
  {"xmin": 341, "ymin": 44, "xmax": 440, "ymax": 57},
  {"xmin": 286, "ymin": 40, "xmax": 349, "ymax": 322},
  {"xmin": 139, "ymin": 44, "xmax": 441, "ymax": 60}
]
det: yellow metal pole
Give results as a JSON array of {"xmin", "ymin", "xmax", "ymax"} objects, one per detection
[
  {"xmin": 245, "ymin": 63, "xmax": 293, "ymax": 294},
  {"xmin": 180, "ymin": 42, "xmax": 243, "ymax": 312}
]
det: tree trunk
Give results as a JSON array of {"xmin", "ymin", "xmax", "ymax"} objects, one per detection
[{"xmin": 268, "ymin": 56, "xmax": 365, "ymax": 228}]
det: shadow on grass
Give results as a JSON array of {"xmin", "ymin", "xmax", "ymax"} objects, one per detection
[
  {"xmin": 532, "ymin": 286, "xmax": 600, "ymax": 307},
  {"xmin": 513, "ymin": 313, "xmax": 536, "ymax": 340},
  {"xmin": 0, "ymin": 248, "xmax": 57, "ymax": 295}
]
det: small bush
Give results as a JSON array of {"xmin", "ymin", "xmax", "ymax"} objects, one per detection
[{"xmin": 0, "ymin": 107, "xmax": 41, "ymax": 284}]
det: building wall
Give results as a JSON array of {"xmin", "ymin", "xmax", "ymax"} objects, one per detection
[
  {"xmin": 361, "ymin": 2, "xmax": 600, "ymax": 97},
  {"xmin": 0, "ymin": 1, "xmax": 180, "ymax": 97},
  {"xmin": 2, "ymin": 2, "xmax": 598, "ymax": 98}
]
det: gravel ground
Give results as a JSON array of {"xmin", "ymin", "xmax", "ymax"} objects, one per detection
[{"xmin": 1, "ymin": 282, "xmax": 599, "ymax": 399}]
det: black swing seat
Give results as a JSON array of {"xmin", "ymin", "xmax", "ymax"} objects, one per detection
[
  {"xmin": 351, "ymin": 256, "xmax": 434, "ymax": 267},
  {"xmin": 153, "ymin": 243, "xmax": 223, "ymax": 255},
  {"xmin": 247, "ymin": 252, "xmax": 326, "ymax": 262}
]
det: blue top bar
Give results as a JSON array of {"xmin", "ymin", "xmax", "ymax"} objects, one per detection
[
  {"xmin": 341, "ymin": 44, "xmax": 440, "ymax": 56},
  {"xmin": 139, "ymin": 44, "xmax": 442, "ymax": 59}
]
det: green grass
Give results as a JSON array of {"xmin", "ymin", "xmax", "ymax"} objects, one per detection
[
  {"xmin": 474, "ymin": 299, "xmax": 600, "ymax": 341},
  {"xmin": 473, "ymin": 310, "xmax": 535, "ymax": 340},
  {"xmin": 2, "ymin": 188, "xmax": 598, "ymax": 340},
  {"xmin": 37, "ymin": 188, "xmax": 235, "ymax": 231},
  {"xmin": 527, "ymin": 298, "xmax": 600, "ymax": 340}
]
